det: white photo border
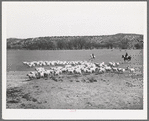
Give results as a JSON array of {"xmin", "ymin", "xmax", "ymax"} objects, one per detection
[{"xmin": 2, "ymin": 1, "xmax": 147, "ymax": 120}]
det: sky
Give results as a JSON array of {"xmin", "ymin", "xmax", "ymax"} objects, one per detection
[{"xmin": 3, "ymin": 2, "xmax": 147, "ymax": 38}]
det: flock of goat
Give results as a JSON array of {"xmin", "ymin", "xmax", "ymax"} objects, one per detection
[{"xmin": 23, "ymin": 60, "xmax": 135, "ymax": 80}]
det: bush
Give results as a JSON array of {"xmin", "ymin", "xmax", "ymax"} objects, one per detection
[{"xmin": 135, "ymin": 43, "xmax": 143, "ymax": 49}]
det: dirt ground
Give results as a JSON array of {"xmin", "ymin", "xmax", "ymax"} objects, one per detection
[{"xmin": 6, "ymin": 70, "xmax": 143, "ymax": 109}]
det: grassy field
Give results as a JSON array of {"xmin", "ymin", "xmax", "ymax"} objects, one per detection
[{"xmin": 6, "ymin": 49, "xmax": 143, "ymax": 109}]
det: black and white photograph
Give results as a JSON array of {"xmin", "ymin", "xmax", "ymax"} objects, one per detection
[{"xmin": 2, "ymin": 1, "xmax": 147, "ymax": 120}]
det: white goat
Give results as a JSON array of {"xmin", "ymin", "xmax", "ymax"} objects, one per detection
[
  {"xmin": 100, "ymin": 62, "xmax": 105, "ymax": 67},
  {"xmin": 98, "ymin": 68, "xmax": 106, "ymax": 73},
  {"xmin": 117, "ymin": 68, "xmax": 125, "ymax": 73},
  {"xmin": 115, "ymin": 62, "xmax": 120, "ymax": 66},
  {"xmin": 74, "ymin": 68, "xmax": 82, "ymax": 74},
  {"xmin": 126, "ymin": 66, "xmax": 135, "ymax": 72},
  {"xmin": 104, "ymin": 66, "xmax": 112, "ymax": 72},
  {"xmin": 27, "ymin": 71, "xmax": 38, "ymax": 80},
  {"xmin": 112, "ymin": 67, "xmax": 118, "ymax": 72}
]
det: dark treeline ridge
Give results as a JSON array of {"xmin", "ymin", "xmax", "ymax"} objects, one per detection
[{"xmin": 7, "ymin": 33, "xmax": 143, "ymax": 50}]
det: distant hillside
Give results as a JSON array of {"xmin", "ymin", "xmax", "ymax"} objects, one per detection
[{"xmin": 7, "ymin": 33, "xmax": 143, "ymax": 50}]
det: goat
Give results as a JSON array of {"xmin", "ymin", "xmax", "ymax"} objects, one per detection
[
  {"xmin": 126, "ymin": 66, "xmax": 135, "ymax": 72},
  {"xmin": 27, "ymin": 71, "xmax": 38, "ymax": 80},
  {"xmin": 112, "ymin": 67, "xmax": 118, "ymax": 72},
  {"xmin": 117, "ymin": 68, "xmax": 125, "ymax": 73}
]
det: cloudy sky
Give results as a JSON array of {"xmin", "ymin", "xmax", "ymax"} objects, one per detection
[{"xmin": 3, "ymin": 2, "xmax": 147, "ymax": 38}]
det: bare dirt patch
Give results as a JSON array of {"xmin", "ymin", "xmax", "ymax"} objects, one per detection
[{"xmin": 7, "ymin": 71, "xmax": 143, "ymax": 109}]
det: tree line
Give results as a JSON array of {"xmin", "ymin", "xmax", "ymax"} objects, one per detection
[{"xmin": 7, "ymin": 34, "xmax": 143, "ymax": 50}]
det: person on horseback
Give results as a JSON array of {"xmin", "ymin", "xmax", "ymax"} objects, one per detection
[
  {"xmin": 125, "ymin": 52, "xmax": 128, "ymax": 58},
  {"xmin": 89, "ymin": 53, "xmax": 96, "ymax": 62},
  {"xmin": 122, "ymin": 52, "xmax": 131, "ymax": 62}
]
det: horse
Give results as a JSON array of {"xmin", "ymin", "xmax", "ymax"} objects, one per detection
[{"xmin": 122, "ymin": 55, "xmax": 131, "ymax": 61}]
